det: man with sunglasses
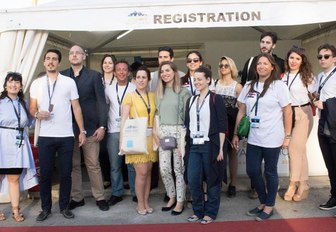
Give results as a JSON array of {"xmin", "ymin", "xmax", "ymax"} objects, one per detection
[
  {"xmin": 240, "ymin": 31, "xmax": 285, "ymax": 199},
  {"xmin": 313, "ymin": 43, "xmax": 336, "ymax": 213}
]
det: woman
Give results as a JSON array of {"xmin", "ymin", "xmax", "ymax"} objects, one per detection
[
  {"xmin": 282, "ymin": 46, "xmax": 315, "ymax": 202},
  {"xmin": 120, "ymin": 66, "xmax": 158, "ymax": 215},
  {"xmin": 215, "ymin": 56, "xmax": 242, "ymax": 197},
  {"xmin": 184, "ymin": 66, "xmax": 226, "ymax": 224},
  {"xmin": 155, "ymin": 61, "xmax": 190, "ymax": 215},
  {"xmin": 181, "ymin": 51, "xmax": 204, "ymax": 95},
  {"xmin": 233, "ymin": 54, "xmax": 292, "ymax": 221},
  {"xmin": 100, "ymin": 54, "xmax": 117, "ymax": 189},
  {"xmin": 0, "ymin": 72, "xmax": 38, "ymax": 222}
]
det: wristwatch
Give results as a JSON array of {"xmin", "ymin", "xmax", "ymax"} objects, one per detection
[
  {"xmin": 99, "ymin": 126, "xmax": 106, "ymax": 130},
  {"xmin": 81, "ymin": 130, "xmax": 87, "ymax": 135}
]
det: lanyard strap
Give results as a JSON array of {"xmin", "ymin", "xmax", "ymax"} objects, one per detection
[
  {"xmin": 286, "ymin": 72, "xmax": 299, "ymax": 90},
  {"xmin": 116, "ymin": 82, "xmax": 129, "ymax": 116},
  {"xmin": 188, "ymin": 77, "xmax": 195, "ymax": 95},
  {"xmin": 195, "ymin": 91, "xmax": 210, "ymax": 131},
  {"xmin": 9, "ymin": 98, "xmax": 21, "ymax": 129},
  {"xmin": 46, "ymin": 77, "xmax": 57, "ymax": 109},
  {"xmin": 135, "ymin": 89, "xmax": 151, "ymax": 121},
  {"xmin": 318, "ymin": 67, "xmax": 336, "ymax": 94},
  {"xmin": 103, "ymin": 76, "xmax": 114, "ymax": 87}
]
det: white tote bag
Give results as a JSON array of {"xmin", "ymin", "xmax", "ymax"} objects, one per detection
[{"xmin": 120, "ymin": 93, "xmax": 148, "ymax": 155}]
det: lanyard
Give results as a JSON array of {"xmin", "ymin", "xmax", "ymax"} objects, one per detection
[
  {"xmin": 318, "ymin": 66, "xmax": 336, "ymax": 94},
  {"xmin": 46, "ymin": 77, "xmax": 57, "ymax": 110},
  {"xmin": 188, "ymin": 77, "xmax": 195, "ymax": 95},
  {"xmin": 9, "ymin": 98, "xmax": 21, "ymax": 129},
  {"xmin": 103, "ymin": 76, "xmax": 114, "ymax": 87},
  {"xmin": 285, "ymin": 72, "xmax": 299, "ymax": 90},
  {"xmin": 116, "ymin": 82, "xmax": 129, "ymax": 116},
  {"xmin": 135, "ymin": 89, "xmax": 151, "ymax": 121},
  {"xmin": 195, "ymin": 91, "xmax": 210, "ymax": 131}
]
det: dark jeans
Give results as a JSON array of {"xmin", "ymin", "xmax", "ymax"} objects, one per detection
[
  {"xmin": 38, "ymin": 136, "xmax": 74, "ymax": 211},
  {"xmin": 318, "ymin": 134, "xmax": 336, "ymax": 197},
  {"xmin": 187, "ymin": 142, "xmax": 221, "ymax": 219},
  {"xmin": 246, "ymin": 143, "xmax": 280, "ymax": 207}
]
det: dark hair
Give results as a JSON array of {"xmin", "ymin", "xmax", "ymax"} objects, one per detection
[
  {"xmin": 100, "ymin": 54, "xmax": 116, "ymax": 74},
  {"xmin": 285, "ymin": 46, "xmax": 314, "ymax": 86},
  {"xmin": 317, "ymin": 43, "xmax": 336, "ymax": 56},
  {"xmin": 248, "ymin": 53, "xmax": 280, "ymax": 97},
  {"xmin": 158, "ymin": 46, "xmax": 174, "ymax": 58},
  {"xmin": 195, "ymin": 66, "xmax": 212, "ymax": 85},
  {"xmin": 44, "ymin": 49, "xmax": 62, "ymax": 63},
  {"xmin": 181, "ymin": 50, "xmax": 203, "ymax": 85},
  {"xmin": 115, "ymin": 60, "xmax": 130, "ymax": 71},
  {"xmin": 0, "ymin": 72, "xmax": 30, "ymax": 119},
  {"xmin": 134, "ymin": 66, "xmax": 151, "ymax": 81},
  {"xmin": 260, "ymin": 31, "xmax": 278, "ymax": 44}
]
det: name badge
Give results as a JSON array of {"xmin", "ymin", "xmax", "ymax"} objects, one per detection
[
  {"xmin": 191, "ymin": 131, "xmax": 205, "ymax": 145},
  {"xmin": 15, "ymin": 134, "xmax": 24, "ymax": 146},
  {"xmin": 115, "ymin": 117, "xmax": 121, "ymax": 127},
  {"xmin": 251, "ymin": 116, "xmax": 261, "ymax": 128}
]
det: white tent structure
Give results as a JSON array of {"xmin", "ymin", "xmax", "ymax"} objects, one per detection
[{"xmin": 0, "ymin": 0, "xmax": 335, "ymax": 179}]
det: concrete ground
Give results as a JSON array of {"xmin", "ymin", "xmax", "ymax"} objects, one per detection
[{"xmin": 0, "ymin": 175, "xmax": 335, "ymax": 227}]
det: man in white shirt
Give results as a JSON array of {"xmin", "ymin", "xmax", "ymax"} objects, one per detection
[{"xmin": 30, "ymin": 49, "xmax": 86, "ymax": 221}]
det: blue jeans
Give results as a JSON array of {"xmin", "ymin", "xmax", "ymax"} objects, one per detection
[
  {"xmin": 246, "ymin": 143, "xmax": 280, "ymax": 206},
  {"xmin": 187, "ymin": 142, "xmax": 221, "ymax": 219},
  {"xmin": 107, "ymin": 133, "xmax": 135, "ymax": 197},
  {"xmin": 38, "ymin": 136, "xmax": 74, "ymax": 211}
]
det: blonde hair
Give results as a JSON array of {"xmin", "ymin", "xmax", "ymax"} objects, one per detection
[
  {"xmin": 218, "ymin": 56, "xmax": 238, "ymax": 80},
  {"xmin": 156, "ymin": 61, "xmax": 181, "ymax": 100}
]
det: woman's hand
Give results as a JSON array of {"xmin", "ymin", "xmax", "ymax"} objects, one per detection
[
  {"xmin": 282, "ymin": 137, "xmax": 290, "ymax": 149},
  {"xmin": 232, "ymin": 134, "xmax": 239, "ymax": 150},
  {"xmin": 217, "ymin": 149, "xmax": 224, "ymax": 161},
  {"xmin": 314, "ymin": 100, "xmax": 324, "ymax": 110}
]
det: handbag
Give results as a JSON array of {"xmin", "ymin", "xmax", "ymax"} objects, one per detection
[
  {"xmin": 120, "ymin": 94, "xmax": 148, "ymax": 155},
  {"xmin": 237, "ymin": 115, "xmax": 250, "ymax": 137},
  {"xmin": 160, "ymin": 136, "xmax": 177, "ymax": 150}
]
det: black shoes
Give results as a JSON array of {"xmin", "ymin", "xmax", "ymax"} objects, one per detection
[
  {"xmin": 227, "ymin": 185, "xmax": 236, "ymax": 198},
  {"xmin": 36, "ymin": 210, "xmax": 51, "ymax": 222},
  {"xmin": 132, "ymin": 196, "xmax": 138, "ymax": 203},
  {"xmin": 171, "ymin": 206, "xmax": 184, "ymax": 216},
  {"xmin": 68, "ymin": 199, "xmax": 85, "ymax": 210},
  {"xmin": 319, "ymin": 197, "xmax": 336, "ymax": 210},
  {"xmin": 96, "ymin": 200, "xmax": 109, "ymax": 211},
  {"xmin": 108, "ymin": 195, "xmax": 123, "ymax": 206},
  {"xmin": 161, "ymin": 202, "xmax": 176, "ymax": 211},
  {"xmin": 60, "ymin": 208, "xmax": 74, "ymax": 219}
]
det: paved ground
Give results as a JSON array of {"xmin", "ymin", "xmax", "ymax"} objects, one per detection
[{"xmin": 0, "ymin": 175, "xmax": 334, "ymax": 227}]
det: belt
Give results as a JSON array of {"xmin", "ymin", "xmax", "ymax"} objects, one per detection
[
  {"xmin": 0, "ymin": 126, "xmax": 24, "ymax": 131},
  {"xmin": 292, "ymin": 102, "xmax": 310, "ymax": 108}
]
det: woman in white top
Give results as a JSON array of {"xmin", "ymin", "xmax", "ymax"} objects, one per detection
[
  {"xmin": 215, "ymin": 56, "xmax": 242, "ymax": 197},
  {"xmin": 282, "ymin": 46, "xmax": 315, "ymax": 202},
  {"xmin": 233, "ymin": 54, "xmax": 292, "ymax": 221},
  {"xmin": 181, "ymin": 51, "xmax": 203, "ymax": 95}
]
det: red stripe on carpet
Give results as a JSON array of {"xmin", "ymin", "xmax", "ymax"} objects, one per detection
[{"xmin": 2, "ymin": 217, "xmax": 336, "ymax": 232}]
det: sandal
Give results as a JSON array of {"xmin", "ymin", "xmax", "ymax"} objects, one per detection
[
  {"xmin": 12, "ymin": 207, "xmax": 25, "ymax": 222},
  {"xmin": 0, "ymin": 212, "xmax": 6, "ymax": 221},
  {"xmin": 200, "ymin": 216, "xmax": 213, "ymax": 225}
]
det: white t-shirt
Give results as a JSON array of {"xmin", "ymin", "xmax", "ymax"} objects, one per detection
[
  {"xmin": 316, "ymin": 66, "xmax": 336, "ymax": 101},
  {"xmin": 238, "ymin": 80, "xmax": 291, "ymax": 147},
  {"xmin": 281, "ymin": 73, "xmax": 317, "ymax": 106},
  {"xmin": 189, "ymin": 94, "xmax": 210, "ymax": 141},
  {"xmin": 30, "ymin": 74, "xmax": 79, "ymax": 137},
  {"xmin": 105, "ymin": 81, "xmax": 136, "ymax": 133}
]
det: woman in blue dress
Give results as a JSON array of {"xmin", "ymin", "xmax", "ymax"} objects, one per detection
[{"xmin": 0, "ymin": 72, "xmax": 38, "ymax": 222}]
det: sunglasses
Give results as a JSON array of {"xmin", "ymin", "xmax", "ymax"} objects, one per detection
[
  {"xmin": 7, "ymin": 71, "xmax": 22, "ymax": 76},
  {"xmin": 292, "ymin": 45, "xmax": 305, "ymax": 53},
  {"xmin": 219, "ymin": 64, "xmax": 230, "ymax": 69},
  {"xmin": 317, "ymin": 54, "xmax": 333, "ymax": 60},
  {"xmin": 187, "ymin": 58, "xmax": 200, "ymax": 63}
]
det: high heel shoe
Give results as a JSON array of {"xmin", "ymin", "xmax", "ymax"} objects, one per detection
[
  {"xmin": 284, "ymin": 185, "xmax": 297, "ymax": 201},
  {"xmin": 293, "ymin": 186, "xmax": 309, "ymax": 202}
]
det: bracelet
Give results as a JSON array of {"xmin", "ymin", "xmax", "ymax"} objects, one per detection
[
  {"xmin": 34, "ymin": 111, "xmax": 39, "ymax": 119},
  {"xmin": 285, "ymin": 135, "xmax": 292, "ymax": 139}
]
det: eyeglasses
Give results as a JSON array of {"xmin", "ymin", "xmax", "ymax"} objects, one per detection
[
  {"xmin": 317, "ymin": 54, "xmax": 333, "ymax": 60},
  {"xmin": 187, "ymin": 58, "xmax": 200, "ymax": 63},
  {"xmin": 219, "ymin": 64, "xmax": 230, "ymax": 69},
  {"xmin": 69, "ymin": 51, "xmax": 85, "ymax": 56}
]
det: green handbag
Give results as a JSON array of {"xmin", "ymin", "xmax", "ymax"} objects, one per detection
[{"xmin": 237, "ymin": 115, "xmax": 250, "ymax": 137}]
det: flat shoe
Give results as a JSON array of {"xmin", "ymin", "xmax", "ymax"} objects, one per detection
[
  {"xmin": 0, "ymin": 212, "xmax": 6, "ymax": 221},
  {"xmin": 136, "ymin": 208, "xmax": 147, "ymax": 215},
  {"xmin": 200, "ymin": 217, "xmax": 213, "ymax": 225},
  {"xmin": 187, "ymin": 215, "xmax": 199, "ymax": 222},
  {"xmin": 171, "ymin": 206, "xmax": 184, "ymax": 216},
  {"xmin": 161, "ymin": 202, "xmax": 176, "ymax": 211},
  {"xmin": 256, "ymin": 211, "xmax": 273, "ymax": 221},
  {"xmin": 246, "ymin": 207, "xmax": 263, "ymax": 216},
  {"xmin": 146, "ymin": 207, "xmax": 154, "ymax": 214}
]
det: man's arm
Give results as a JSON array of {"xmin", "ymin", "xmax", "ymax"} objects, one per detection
[{"xmin": 71, "ymin": 99, "xmax": 86, "ymax": 146}]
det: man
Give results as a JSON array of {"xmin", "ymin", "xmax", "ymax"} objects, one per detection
[
  {"xmin": 240, "ymin": 31, "xmax": 285, "ymax": 199},
  {"xmin": 240, "ymin": 31, "xmax": 285, "ymax": 86},
  {"xmin": 61, "ymin": 45, "xmax": 109, "ymax": 211},
  {"xmin": 106, "ymin": 60, "xmax": 137, "ymax": 205},
  {"xmin": 314, "ymin": 43, "xmax": 336, "ymax": 213},
  {"xmin": 30, "ymin": 49, "xmax": 86, "ymax": 221},
  {"xmin": 149, "ymin": 46, "xmax": 185, "ymax": 91}
]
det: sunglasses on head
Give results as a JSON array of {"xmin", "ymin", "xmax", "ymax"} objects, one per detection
[
  {"xmin": 292, "ymin": 45, "xmax": 305, "ymax": 53},
  {"xmin": 317, "ymin": 54, "xmax": 333, "ymax": 60},
  {"xmin": 187, "ymin": 58, "xmax": 200, "ymax": 63},
  {"xmin": 219, "ymin": 64, "xmax": 230, "ymax": 69},
  {"xmin": 7, "ymin": 71, "xmax": 22, "ymax": 76}
]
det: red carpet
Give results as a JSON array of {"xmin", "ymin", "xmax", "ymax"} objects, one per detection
[{"xmin": 1, "ymin": 217, "xmax": 336, "ymax": 232}]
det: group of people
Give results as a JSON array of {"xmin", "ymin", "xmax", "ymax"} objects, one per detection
[{"xmin": 0, "ymin": 31, "xmax": 336, "ymax": 224}]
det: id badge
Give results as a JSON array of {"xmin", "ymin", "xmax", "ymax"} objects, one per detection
[
  {"xmin": 251, "ymin": 116, "xmax": 261, "ymax": 128},
  {"xmin": 15, "ymin": 135, "xmax": 24, "ymax": 146},
  {"xmin": 115, "ymin": 117, "xmax": 121, "ymax": 127},
  {"xmin": 192, "ymin": 131, "xmax": 205, "ymax": 145}
]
